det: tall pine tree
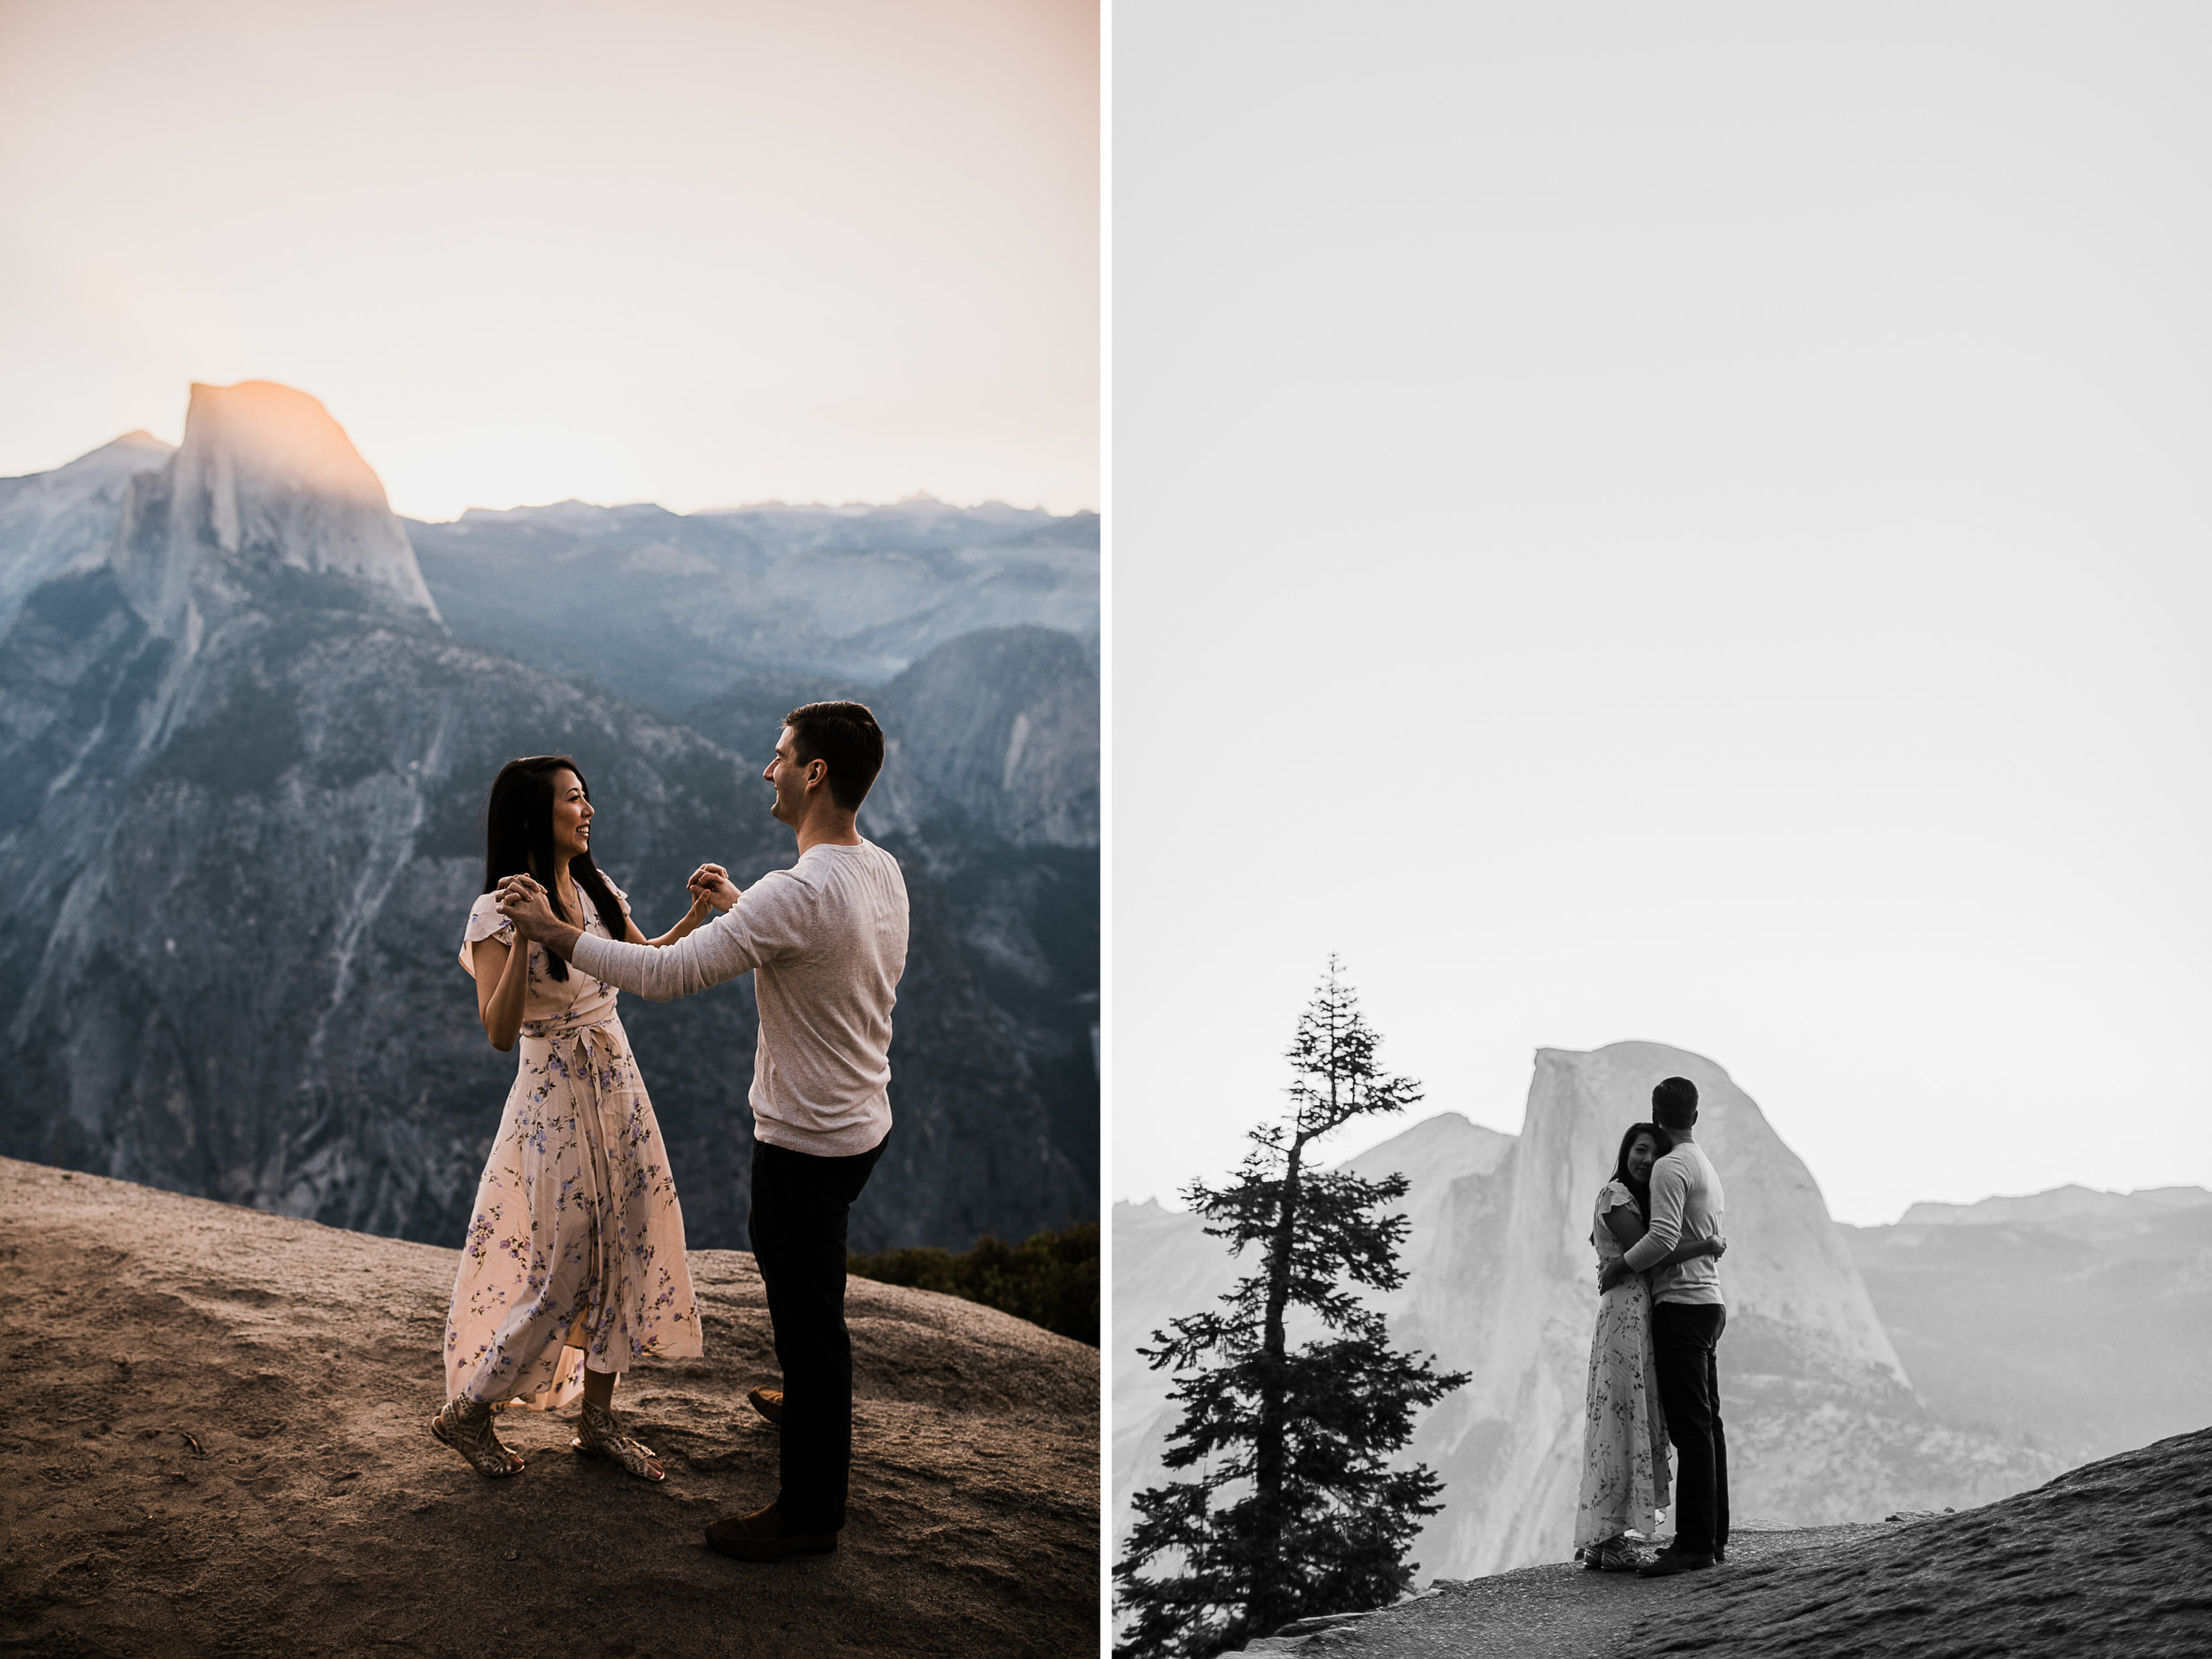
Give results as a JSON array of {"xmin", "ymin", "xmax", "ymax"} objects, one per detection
[{"xmin": 1116, "ymin": 959, "xmax": 1468, "ymax": 1659}]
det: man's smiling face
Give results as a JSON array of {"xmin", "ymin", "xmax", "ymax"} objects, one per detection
[{"xmin": 763, "ymin": 725, "xmax": 820, "ymax": 826}]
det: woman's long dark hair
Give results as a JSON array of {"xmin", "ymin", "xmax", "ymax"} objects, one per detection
[
  {"xmin": 482, "ymin": 755, "xmax": 625, "ymax": 982},
  {"xmin": 1612, "ymin": 1121, "xmax": 1675, "ymax": 1221}
]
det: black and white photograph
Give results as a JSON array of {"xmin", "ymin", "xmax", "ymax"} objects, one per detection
[{"xmin": 1110, "ymin": 5, "xmax": 2208, "ymax": 1657}]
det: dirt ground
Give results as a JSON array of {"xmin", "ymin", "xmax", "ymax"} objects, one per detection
[
  {"xmin": 1239, "ymin": 1426, "xmax": 2212, "ymax": 1659},
  {"xmin": 0, "ymin": 1157, "xmax": 1100, "ymax": 1659}
]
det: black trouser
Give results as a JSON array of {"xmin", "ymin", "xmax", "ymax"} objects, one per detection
[
  {"xmin": 747, "ymin": 1133, "xmax": 887, "ymax": 1533},
  {"xmin": 1650, "ymin": 1302, "xmax": 1729, "ymax": 1557}
]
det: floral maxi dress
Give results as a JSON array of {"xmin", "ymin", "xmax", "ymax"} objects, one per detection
[
  {"xmin": 444, "ymin": 885, "xmax": 703, "ymax": 1409},
  {"xmin": 1573, "ymin": 1179, "xmax": 1671, "ymax": 1549}
]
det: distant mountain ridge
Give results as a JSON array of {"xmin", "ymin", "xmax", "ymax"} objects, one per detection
[
  {"xmin": 1898, "ymin": 1184, "xmax": 2212, "ymax": 1226},
  {"xmin": 410, "ymin": 491, "xmax": 1098, "ymax": 716},
  {"xmin": 0, "ymin": 385, "xmax": 1097, "ymax": 1251},
  {"xmin": 1841, "ymin": 1188, "xmax": 2212, "ymax": 1467}
]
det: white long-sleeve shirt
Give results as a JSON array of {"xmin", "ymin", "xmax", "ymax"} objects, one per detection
[
  {"xmin": 1623, "ymin": 1141, "xmax": 1726, "ymax": 1306},
  {"xmin": 568, "ymin": 839, "xmax": 909, "ymax": 1157}
]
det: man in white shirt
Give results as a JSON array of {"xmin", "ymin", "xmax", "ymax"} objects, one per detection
[
  {"xmin": 1600, "ymin": 1074, "xmax": 1730, "ymax": 1576},
  {"xmin": 499, "ymin": 701, "xmax": 910, "ymax": 1563}
]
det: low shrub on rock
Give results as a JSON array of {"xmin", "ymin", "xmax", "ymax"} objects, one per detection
[{"xmin": 849, "ymin": 1222, "xmax": 1099, "ymax": 1345}]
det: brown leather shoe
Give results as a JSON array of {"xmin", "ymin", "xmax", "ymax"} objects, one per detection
[
  {"xmin": 704, "ymin": 1502, "xmax": 837, "ymax": 1563},
  {"xmin": 747, "ymin": 1385, "xmax": 784, "ymax": 1426}
]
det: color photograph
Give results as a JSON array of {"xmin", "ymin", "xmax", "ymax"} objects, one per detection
[{"xmin": 0, "ymin": 3, "xmax": 1097, "ymax": 1654}]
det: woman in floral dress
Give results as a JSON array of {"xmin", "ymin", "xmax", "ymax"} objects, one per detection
[
  {"xmin": 432, "ymin": 754, "xmax": 712, "ymax": 1482},
  {"xmin": 1574, "ymin": 1121, "xmax": 1725, "ymax": 1569}
]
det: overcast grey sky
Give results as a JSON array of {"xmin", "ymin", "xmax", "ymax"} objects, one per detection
[
  {"xmin": 1110, "ymin": 2, "xmax": 2211, "ymax": 1225},
  {"xmin": 0, "ymin": 0, "xmax": 1097, "ymax": 518}
]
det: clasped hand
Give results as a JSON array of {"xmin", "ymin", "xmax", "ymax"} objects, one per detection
[
  {"xmin": 494, "ymin": 862, "xmax": 740, "ymax": 942},
  {"xmin": 494, "ymin": 872, "xmax": 561, "ymax": 940},
  {"xmin": 687, "ymin": 863, "xmax": 739, "ymax": 913}
]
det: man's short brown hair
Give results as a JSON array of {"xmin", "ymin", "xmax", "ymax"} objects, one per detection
[
  {"xmin": 785, "ymin": 701, "xmax": 886, "ymax": 811},
  {"xmin": 1652, "ymin": 1075, "xmax": 1700, "ymax": 1132}
]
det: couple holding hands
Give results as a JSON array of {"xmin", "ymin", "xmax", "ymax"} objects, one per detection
[{"xmin": 430, "ymin": 702, "xmax": 908, "ymax": 1564}]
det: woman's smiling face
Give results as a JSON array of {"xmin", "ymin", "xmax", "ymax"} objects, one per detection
[
  {"xmin": 1625, "ymin": 1133, "xmax": 1660, "ymax": 1183},
  {"xmin": 549, "ymin": 769, "xmax": 593, "ymax": 861}
]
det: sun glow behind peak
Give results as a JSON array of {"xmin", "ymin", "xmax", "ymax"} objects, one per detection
[{"xmin": 0, "ymin": 0, "xmax": 1099, "ymax": 520}]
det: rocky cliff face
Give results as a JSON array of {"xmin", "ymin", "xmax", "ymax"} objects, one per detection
[
  {"xmin": 872, "ymin": 626, "xmax": 1101, "ymax": 850},
  {"xmin": 685, "ymin": 625, "xmax": 1101, "ymax": 851},
  {"xmin": 0, "ymin": 431, "xmax": 174, "ymax": 635},
  {"xmin": 112, "ymin": 381, "xmax": 439, "ymax": 631},
  {"xmin": 1113, "ymin": 1044, "xmax": 2068, "ymax": 1580},
  {"xmin": 0, "ymin": 386, "xmax": 1095, "ymax": 1253}
]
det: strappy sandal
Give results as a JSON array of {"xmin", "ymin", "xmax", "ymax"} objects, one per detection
[
  {"xmin": 432, "ymin": 1395, "xmax": 525, "ymax": 1478},
  {"xmin": 1582, "ymin": 1534, "xmax": 1642, "ymax": 1571},
  {"xmin": 572, "ymin": 1399, "xmax": 665, "ymax": 1482}
]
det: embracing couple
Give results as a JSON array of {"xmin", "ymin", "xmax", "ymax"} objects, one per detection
[
  {"xmin": 1576, "ymin": 1075, "xmax": 1731, "ymax": 1578},
  {"xmin": 428, "ymin": 700, "xmax": 906, "ymax": 1565}
]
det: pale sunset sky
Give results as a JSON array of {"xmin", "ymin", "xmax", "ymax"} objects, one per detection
[
  {"xmin": 0, "ymin": 0, "xmax": 1099, "ymax": 519},
  {"xmin": 1111, "ymin": 2, "xmax": 2212, "ymax": 1226}
]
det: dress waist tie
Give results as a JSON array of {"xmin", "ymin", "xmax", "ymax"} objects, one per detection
[{"xmin": 518, "ymin": 1011, "xmax": 625, "ymax": 1353}]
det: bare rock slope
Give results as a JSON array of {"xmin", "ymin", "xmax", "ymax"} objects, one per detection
[
  {"xmin": 0, "ymin": 1157, "xmax": 1098, "ymax": 1658},
  {"xmin": 1235, "ymin": 1426, "xmax": 2211, "ymax": 1657}
]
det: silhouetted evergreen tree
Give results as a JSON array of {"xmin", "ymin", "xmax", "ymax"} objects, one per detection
[{"xmin": 1115, "ymin": 959, "xmax": 1468, "ymax": 1659}]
